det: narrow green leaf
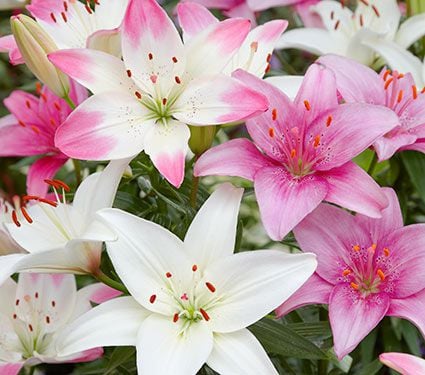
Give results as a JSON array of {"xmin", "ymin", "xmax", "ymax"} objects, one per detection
[
  {"xmin": 401, "ymin": 151, "xmax": 425, "ymax": 204},
  {"xmin": 105, "ymin": 346, "xmax": 136, "ymax": 374},
  {"xmin": 357, "ymin": 359, "xmax": 383, "ymax": 375}
]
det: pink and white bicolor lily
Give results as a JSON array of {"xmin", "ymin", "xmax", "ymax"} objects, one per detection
[
  {"xmin": 277, "ymin": 0, "xmax": 425, "ymax": 71},
  {"xmin": 0, "ymin": 158, "xmax": 130, "ymax": 285},
  {"xmin": 48, "ymin": 0, "xmax": 269, "ymax": 188},
  {"xmin": 318, "ymin": 54, "xmax": 425, "ymax": 160},
  {"xmin": 0, "ymin": 81, "xmax": 88, "ymax": 198},
  {"xmin": 54, "ymin": 183, "xmax": 317, "ymax": 374},
  {"xmin": 0, "ymin": 0, "xmax": 129, "ymax": 65},
  {"xmin": 277, "ymin": 188, "xmax": 425, "ymax": 359},
  {"xmin": 195, "ymin": 65, "xmax": 399, "ymax": 240},
  {"xmin": 0, "ymin": 273, "xmax": 121, "ymax": 375},
  {"xmin": 380, "ymin": 352, "xmax": 425, "ymax": 375},
  {"xmin": 177, "ymin": 2, "xmax": 288, "ymax": 78}
]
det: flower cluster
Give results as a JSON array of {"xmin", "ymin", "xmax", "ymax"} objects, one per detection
[{"xmin": 1, "ymin": 0, "xmax": 425, "ymax": 374}]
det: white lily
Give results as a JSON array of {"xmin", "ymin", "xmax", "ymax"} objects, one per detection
[
  {"xmin": 0, "ymin": 157, "xmax": 131, "ymax": 284},
  {"xmin": 0, "ymin": 273, "xmax": 122, "ymax": 375},
  {"xmin": 54, "ymin": 183, "xmax": 317, "ymax": 374},
  {"xmin": 0, "ymin": 197, "xmax": 24, "ymax": 256},
  {"xmin": 276, "ymin": 0, "xmax": 425, "ymax": 69}
]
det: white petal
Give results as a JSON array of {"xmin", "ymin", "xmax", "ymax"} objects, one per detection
[
  {"xmin": 265, "ymin": 75, "xmax": 303, "ymax": 100},
  {"xmin": 0, "ymin": 278, "xmax": 17, "ymax": 316},
  {"xmin": 395, "ymin": 13, "xmax": 425, "ymax": 49},
  {"xmin": 93, "ymin": 0, "xmax": 129, "ymax": 30},
  {"xmin": 207, "ymin": 329, "xmax": 278, "ymax": 375},
  {"xmin": 201, "ymin": 250, "xmax": 317, "ymax": 333},
  {"xmin": 86, "ymin": 29, "xmax": 122, "ymax": 58},
  {"xmin": 312, "ymin": 1, "xmax": 354, "ymax": 33},
  {"xmin": 136, "ymin": 314, "xmax": 213, "ymax": 375},
  {"xmin": 97, "ymin": 208, "xmax": 190, "ymax": 315},
  {"xmin": 57, "ymin": 297, "xmax": 148, "ymax": 357},
  {"xmin": 184, "ymin": 183, "xmax": 243, "ymax": 270},
  {"xmin": 0, "ymin": 254, "xmax": 27, "ymax": 286}
]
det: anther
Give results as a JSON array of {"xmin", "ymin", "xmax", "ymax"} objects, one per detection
[
  {"xmin": 359, "ymin": 14, "xmax": 364, "ymax": 27},
  {"xmin": 52, "ymin": 179, "xmax": 70, "ymax": 192},
  {"xmin": 50, "ymin": 13, "xmax": 57, "ymax": 22},
  {"xmin": 166, "ymin": 272, "xmax": 172, "ymax": 278},
  {"xmin": 150, "ymin": 75, "xmax": 157, "ymax": 84},
  {"xmin": 192, "ymin": 264, "xmax": 198, "ymax": 272},
  {"xmin": 172, "ymin": 56, "xmax": 178, "ymax": 63},
  {"xmin": 326, "ymin": 115, "xmax": 333, "ymax": 127},
  {"xmin": 383, "ymin": 69, "xmax": 391, "ymax": 81},
  {"xmin": 360, "ymin": 0, "xmax": 369, "ymax": 5},
  {"xmin": 313, "ymin": 135, "xmax": 321, "ymax": 148},
  {"xmin": 290, "ymin": 149, "xmax": 296, "ymax": 158},
  {"xmin": 384, "ymin": 77, "xmax": 394, "ymax": 90},
  {"xmin": 352, "ymin": 244, "xmax": 360, "ymax": 252},
  {"xmin": 377, "ymin": 269, "xmax": 385, "ymax": 281},
  {"xmin": 16, "ymin": 299, "xmax": 20, "ymax": 306},
  {"xmin": 272, "ymin": 108, "xmax": 277, "ymax": 121},
  {"xmin": 175, "ymin": 76, "xmax": 181, "ymax": 84},
  {"xmin": 126, "ymin": 69, "xmax": 132, "ymax": 78},
  {"xmin": 12, "ymin": 210, "xmax": 21, "ymax": 227},
  {"xmin": 342, "ymin": 269, "xmax": 351, "ymax": 276},
  {"xmin": 63, "ymin": 1, "xmax": 68, "ymax": 11},
  {"xmin": 397, "ymin": 90, "xmax": 404, "ymax": 103},
  {"xmin": 181, "ymin": 293, "xmax": 188, "ymax": 301},
  {"xmin": 25, "ymin": 100, "xmax": 31, "ymax": 109},
  {"xmin": 268, "ymin": 128, "xmax": 275, "ymax": 138},
  {"xmin": 51, "ymin": 300, "xmax": 56, "ymax": 307},
  {"xmin": 13, "ymin": 314, "xmax": 17, "ymax": 319},
  {"xmin": 334, "ymin": 20, "xmax": 340, "ymax": 30},
  {"xmin": 28, "ymin": 324, "xmax": 33, "ymax": 332},
  {"xmin": 266, "ymin": 53, "xmax": 272, "ymax": 63},
  {"xmin": 199, "ymin": 308, "xmax": 210, "ymax": 321},
  {"xmin": 35, "ymin": 82, "xmax": 42, "ymax": 93},
  {"xmin": 149, "ymin": 294, "xmax": 156, "ymax": 304},
  {"xmin": 412, "ymin": 85, "xmax": 418, "ymax": 99},
  {"xmin": 38, "ymin": 198, "xmax": 58, "ymax": 207},
  {"xmin": 162, "ymin": 98, "xmax": 167, "ymax": 106},
  {"xmin": 148, "ymin": 53, "xmax": 153, "ymax": 60},
  {"xmin": 135, "ymin": 91, "xmax": 142, "ymax": 100},
  {"xmin": 173, "ymin": 313, "xmax": 179, "ymax": 323},
  {"xmin": 303, "ymin": 100, "xmax": 311, "ymax": 111},
  {"xmin": 350, "ymin": 282, "xmax": 359, "ymax": 290},
  {"xmin": 330, "ymin": 11, "xmax": 334, "ymax": 20},
  {"xmin": 205, "ymin": 282, "xmax": 216, "ymax": 293},
  {"xmin": 46, "ymin": 316, "xmax": 51, "ymax": 324},
  {"xmin": 20, "ymin": 207, "xmax": 32, "ymax": 224},
  {"xmin": 383, "ymin": 247, "xmax": 390, "ymax": 257},
  {"xmin": 54, "ymin": 102, "xmax": 61, "ymax": 111},
  {"xmin": 35, "ymin": 292, "xmax": 39, "ymax": 299},
  {"xmin": 18, "ymin": 120, "xmax": 25, "ymax": 127},
  {"xmin": 422, "ymin": 87, "xmax": 425, "ymax": 94},
  {"xmin": 61, "ymin": 11, "xmax": 67, "ymax": 22},
  {"xmin": 372, "ymin": 5, "xmax": 380, "ymax": 17},
  {"xmin": 370, "ymin": 243, "xmax": 377, "ymax": 251},
  {"xmin": 31, "ymin": 126, "xmax": 41, "ymax": 135},
  {"xmin": 264, "ymin": 63, "xmax": 271, "ymax": 74},
  {"xmin": 85, "ymin": 4, "xmax": 93, "ymax": 13}
]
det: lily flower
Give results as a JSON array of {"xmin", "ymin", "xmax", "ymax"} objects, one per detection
[
  {"xmin": 277, "ymin": 188, "xmax": 425, "ymax": 359},
  {"xmin": 177, "ymin": 2, "xmax": 288, "ymax": 78},
  {"xmin": 48, "ymin": 0, "xmax": 268, "ymax": 188},
  {"xmin": 0, "ymin": 0, "xmax": 129, "ymax": 65},
  {"xmin": 318, "ymin": 54, "xmax": 425, "ymax": 160},
  {"xmin": 53, "ymin": 183, "xmax": 317, "ymax": 374},
  {"xmin": 0, "ymin": 80, "xmax": 88, "ymax": 198},
  {"xmin": 0, "ymin": 273, "xmax": 121, "ymax": 374},
  {"xmin": 0, "ymin": 157, "xmax": 131, "ymax": 285},
  {"xmin": 380, "ymin": 352, "xmax": 425, "ymax": 375},
  {"xmin": 277, "ymin": 0, "xmax": 425, "ymax": 68},
  {"xmin": 0, "ymin": 198, "xmax": 24, "ymax": 256},
  {"xmin": 195, "ymin": 65, "xmax": 399, "ymax": 240}
]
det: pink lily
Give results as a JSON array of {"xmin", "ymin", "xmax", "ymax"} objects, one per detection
[
  {"xmin": 177, "ymin": 2, "xmax": 288, "ymax": 78},
  {"xmin": 48, "ymin": 0, "xmax": 268, "ymax": 188},
  {"xmin": 195, "ymin": 65, "xmax": 399, "ymax": 240},
  {"xmin": 0, "ymin": 80, "xmax": 87, "ymax": 198},
  {"xmin": 380, "ymin": 352, "xmax": 425, "ymax": 375},
  {"xmin": 318, "ymin": 55, "xmax": 425, "ymax": 160},
  {"xmin": 277, "ymin": 188, "xmax": 425, "ymax": 359},
  {"xmin": 0, "ymin": 273, "xmax": 121, "ymax": 374},
  {"xmin": 0, "ymin": 0, "xmax": 129, "ymax": 65}
]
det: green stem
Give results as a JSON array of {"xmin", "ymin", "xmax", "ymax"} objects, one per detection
[
  {"xmin": 28, "ymin": 366, "xmax": 36, "ymax": 375},
  {"xmin": 72, "ymin": 158, "xmax": 82, "ymax": 185},
  {"xmin": 190, "ymin": 156, "xmax": 200, "ymax": 209},
  {"xmin": 93, "ymin": 270, "xmax": 129, "ymax": 294},
  {"xmin": 317, "ymin": 308, "xmax": 328, "ymax": 375},
  {"xmin": 367, "ymin": 152, "xmax": 378, "ymax": 176},
  {"xmin": 63, "ymin": 93, "xmax": 76, "ymax": 110}
]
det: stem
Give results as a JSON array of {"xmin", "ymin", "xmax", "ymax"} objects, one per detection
[
  {"xmin": 63, "ymin": 93, "xmax": 76, "ymax": 110},
  {"xmin": 72, "ymin": 159, "xmax": 82, "ymax": 185},
  {"xmin": 93, "ymin": 270, "xmax": 129, "ymax": 294},
  {"xmin": 317, "ymin": 307, "xmax": 328, "ymax": 375},
  {"xmin": 28, "ymin": 367, "xmax": 35, "ymax": 375},
  {"xmin": 367, "ymin": 152, "xmax": 378, "ymax": 176},
  {"xmin": 190, "ymin": 156, "xmax": 200, "ymax": 209}
]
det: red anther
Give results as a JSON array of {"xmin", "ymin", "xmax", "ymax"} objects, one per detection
[
  {"xmin": 264, "ymin": 63, "xmax": 271, "ymax": 74},
  {"xmin": 46, "ymin": 316, "xmax": 51, "ymax": 324},
  {"xmin": 359, "ymin": 14, "xmax": 364, "ymax": 27},
  {"xmin": 398, "ymin": 73, "xmax": 404, "ymax": 79},
  {"xmin": 50, "ymin": 118, "xmax": 56, "ymax": 127},
  {"xmin": 175, "ymin": 76, "xmax": 181, "ymax": 84},
  {"xmin": 148, "ymin": 53, "xmax": 153, "ymax": 60},
  {"xmin": 50, "ymin": 12, "xmax": 57, "ymax": 22},
  {"xmin": 63, "ymin": 1, "xmax": 68, "ymax": 11},
  {"xmin": 266, "ymin": 53, "xmax": 272, "ymax": 63},
  {"xmin": 412, "ymin": 85, "xmax": 418, "ymax": 99},
  {"xmin": 149, "ymin": 294, "xmax": 156, "ymax": 304},
  {"xmin": 126, "ymin": 69, "xmax": 132, "ymax": 78},
  {"xmin": 313, "ymin": 135, "xmax": 321, "ymax": 148},
  {"xmin": 21, "ymin": 207, "xmax": 33, "ymax": 224},
  {"xmin": 28, "ymin": 324, "xmax": 34, "ymax": 332},
  {"xmin": 192, "ymin": 264, "xmax": 198, "ymax": 272},
  {"xmin": 35, "ymin": 82, "xmax": 42, "ymax": 93},
  {"xmin": 199, "ymin": 308, "xmax": 210, "ymax": 321},
  {"xmin": 330, "ymin": 11, "xmax": 334, "ymax": 20},
  {"xmin": 35, "ymin": 292, "xmax": 39, "ymax": 299},
  {"xmin": 334, "ymin": 20, "xmax": 340, "ymax": 30},
  {"xmin": 22, "ymin": 195, "xmax": 39, "ymax": 202},
  {"xmin": 85, "ymin": 4, "xmax": 93, "ymax": 13},
  {"xmin": 384, "ymin": 77, "xmax": 393, "ymax": 90},
  {"xmin": 135, "ymin": 91, "xmax": 142, "ymax": 99},
  {"xmin": 18, "ymin": 120, "xmax": 25, "ymax": 127},
  {"xmin": 172, "ymin": 56, "xmax": 178, "ymax": 63},
  {"xmin": 52, "ymin": 179, "xmax": 71, "ymax": 192},
  {"xmin": 272, "ymin": 108, "xmax": 277, "ymax": 121},
  {"xmin": 303, "ymin": 100, "xmax": 311, "ymax": 111},
  {"xmin": 12, "ymin": 210, "xmax": 21, "ymax": 227},
  {"xmin": 359, "ymin": 0, "xmax": 369, "ymax": 5},
  {"xmin": 16, "ymin": 299, "xmax": 20, "ymax": 306},
  {"xmin": 268, "ymin": 128, "xmax": 275, "ymax": 138},
  {"xmin": 422, "ymin": 87, "xmax": 425, "ymax": 94},
  {"xmin": 397, "ymin": 90, "xmax": 404, "ymax": 103},
  {"xmin": 51, "ymin": 300, "xmax": 56, "ymax": 307},
  {"xmin": 173, "ymin": 313, "xmax": 179, "ymax": 322},
  {"xmin": 13, "ymin": 314, "xmax": 17, "ymax": 319},
  {"xmin": 40, "ymin": 93, "xmax": 47, "ymax": 102},
  {"xmin": 166, "ymin": 272, "xmax": 172, "ymax": 278},
  {"xmin": 25, "ymin": 100, "xmax": 31, "ymax": 109},
  {"xmin": 150, "ymin": 75, "xmax": 157, "ymax": 84},
  {"xmin": 94, "ymin": 0, "xmax": 100, "ymax": 4},
  {"xmin": 61, "ymin": 11, "xmax": 67, "ymax": 22},
  {"xmin": 326, "ymin": 115, "xmax": 333, "ymax": 127},
  {"xmin": 205, "ymin": 282, "xmax": 216, "ymax": 293},
  {"xmin": 54, "ymin": 102, "xmax": 61, "ymax": 111},
  {"xmin": 162, "ymin": 98, "xmax": 167, "ymax": 105},
  {"xmin": 371, "ymin": 5, "xmax": 380, "ymax": 17},
  {"xmin": 38, "ymin": 198, "xmax": 58, "ymax": 207}
]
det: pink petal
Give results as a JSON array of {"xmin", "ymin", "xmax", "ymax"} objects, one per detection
[
  {"xmin": 384, "ymin": 224, "xmax": 425, "ymax": 298},
  {"xmin": 184, "ymin": 0, "xmax": 242, "ymax": 9},
  {"xmin": 317, "ymin": 55, "xmax": 385, "ymax": 105},
  {"xmin": 354, "ymin": 187, "xmax": 403, "ymax": 241},
  {"xmin": 27, "ymin": 155, "xmax": 68, "ymax": 198},
  {"xmin": 173, "ymin": 74, "xmax": 268, "ymax": 125},
  {"xmin": 0, "ymin": 35, "xmax": 24, "ymax": 65},
  {"xmin": 295, "ymin": 0, "xmax": 323, "ymax": 28},
  {"xmin": 4, "ymin": 90, "xmax": 40, "ymax": 126},
  {"xmin": 276, "ymin": 273, "xmax": 333, "ymax": 317},
  {"xmin": 320, "ymin": 162, "xmax": 389, "ymax": 218},
  {"xmin": 329, "ymin": 284, "xmax": 390, "ymax": 359},
  {"xmin": 310, "ymin": 103, "xmax": 399, "ymax": 171},
  {"xmin": 194, "ymin": 138, "xmax": 275, "ymax": 181},
  {"xmin": 294, "ymin": 203, "xmax": 370, "ymax": 284},
  {"xmin": 177, "ymin": 2, "xmax": 218, "ymax": 41},
  {"xmin": 380, "ymin": 352, "xmax": 425, "ymax": 374},
  {"xmin": 65, "ymin": 348, "xmax": 104, "ymax": 363},
  {"xmin": 388, "ymin": 289, "xmax": 425, "ymax": 338},
  {"xmin": 27, "ymin": 0, "xmax": 64, "ymax": 22},
  {"xmin": 87, "ymin": 284, "xmax": 123, "ymax": 304},
  {"xmin": 233, "ymin": 69, "xmax": 300, "ymax": 163},
  {"xmin": 294, "ymin": 63, "xmax": 338, "ymax": 127},
  {"xmin": 0, "ymin": 363, "xmax": 24, "ymax": 375},
  {"xmin": 223, "ymin": 3, "xmax": 257, "ymax": 26},
  {"xmin": 254, "ymin": 166, "xmax": 328, "ymax": 241},
  {"xmin": 247, "ymin": 0, "xmax": 303, "ymax": 11},
  {"xmin": 374, "ymin": 131, "xmax": 417, "ymax": 161}
]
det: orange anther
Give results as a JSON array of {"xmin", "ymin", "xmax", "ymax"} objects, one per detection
[
  {"xmin": 290, "ymin": 149, "xmax": 296, "ymax": 158},
  {"xmin": 397, "ymin": 90, "xmax": 404, "ymax": 103},
  {"xmin": 384, "ymin": 77, "xmax": 393, "ymax": 90},
  {"xmin": 11, "ymin": 210, "xmax": 21, "ymax": 227},
  {"xmin": 412, "ymin": 85, "xmax": 418, "ymax": 99},
  {"xmin": 377, "ymin": 269, "xmax": 385, "ymax": 281},
  {"xmin": 268, "ymin": 128, "xmax": 275, "ymax": 138},
  {"xmin": 383, "ymin": 69, "xmax": 391, "ymax": 81},
  {"xmin": 350, "ymin": 282, "xmax": 359, "ymax": 290},
  {"xmin": 352, "ymin": 245, "xmax": 360, "ymax": 252},
  {"xmin": 272, "ymin": 108, "xmax": 277, "ymax": 121},
  {"xmin": 326, "ymin": 115, "xmax": 333, "ymax": 127},
  {"xmin": 342, "ymin": 269, "xmax": 351, "ymax": 276},
  {"xmin": 313, "ymin": 135, "xmax": 321, "ymax": 148},
  {"xmin": 383, "ymin": 247, "xmax": 390, "ymax": 257},
  {"xmin": 304, "ymin": 100, "xmax": 311, "ymax": 111},
  {"xmin": 21, "ymin": 207, "xmax": 33, "ymax": 224}
]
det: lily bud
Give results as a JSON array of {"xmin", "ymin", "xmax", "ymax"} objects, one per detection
[
  {"xmin": 11, "ymin": 15, "xmax": 69, "ymax": 98},
  {"xmin": 188, "ymin": 125, "xmax": 217, "ymax": 156}
]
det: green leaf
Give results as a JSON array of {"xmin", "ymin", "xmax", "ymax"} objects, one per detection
[
  {"xmin": 287, "ymin": 321, "xmax": 331, "ymax": 339},
  {"xmin": 401, "ymin": 151, "xmax": 425, "ymax": 204},
  {"xmin": 105, "ymin": 346, "xmax": 136, "ymax": 374},
  {"xmin": 357, "ymin": 359, "xmax": 383, "ymax": 375},
  {"xmin": 249, "ymin": 318, "xmax": 328, "ymax": 360}
]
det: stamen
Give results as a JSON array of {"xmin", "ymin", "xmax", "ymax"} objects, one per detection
[
  {"xmin": 264, "ymin": 63, "xmax": 271, "ymax": 74},
  {"xmin": 205, "ymin": 282, "xmax": 216, "ymax": 293},
  {"xmin": 412, "ymin": 85, "xmax": 418, "ymax": 99},
  {"xmin": 149, "ymin": 294, "xmax": 156, "ymax": 304},
  {"xmin": 50, "ymin": 12, "xmax": 57, "ymax": 22},
  {"xmin": 135, "ymin": 91, "xmax": 142, "ymax": 100},
  {"xmin": 35, "ymin": 292, "xmax": 39, "ymax": 299},
  {"xmin": 21, "ymin": 207, "xmax": 32, "ymax": 224},
  {"xmin": 383, "ymin": 69, "xmax": 391, "ymax": 81},
  {"xmin": 342, "ymin": 269, "xmax": 351, "ymax": 276},
  {"xmin": 16, "ymin": 299, "xmax": 20, "ymax": 306},
  {"xmin": 350, "ymin": 282, "xmax": 359, "ymax": 290},
  {"xmin": 31, "ymin": 125, "xmax": 41, "ymax": 135},
  {"xmin": 377, "ymin": 269, "xmax": 385, "ymax": 281},
  {"xmin": 250, "ymin": 41, "xmax": 258, "ymax": 53},
  {"xmin": 398, "ymin": 73, "xmax": 404, "ymax": 78},
  {"xmin": 370, "ymin": 243, "xmax": 377, "ymax": 251},
  {"xmin": 266, "ymin": 53, "xmax": 272, "ymax": 63},
  {"xmin": 268, "ymin": 128, "xmax": 275, "ymax": 138},
  {"xmin": 162, "ymin": 98, "xmax": 167, "ymax": 106},
  {"xmin": 150, "ymin": 75, "xmax": 157, "ymax": 84},
  {"xmin": 175, "ymin": 76, "xmax": 181, "ymax": 84},
  {"xmin": 192, "ymin": 264, "xmax": 198, "ymax": 272},
  {"xmin": 397, "ymin": 90, "xmax": 404, "ymax": 103},
  {"xmin": 352, "ymin": 244, "xmax": 360, "ymax": 252},
  {"xmin": 51, "ymin": 300, "xmax": 56, "ymax": 307},
  {"xmin": 166, "ymin": 272, "xmax": 172, "ymax": 278},
  {"xmin": 18, "ymin": 120, "xmax": 25, "ymax": 127},
  {"xmin": 38, "ymin": 198, "xmax": 58, "ymax": 207},
  {"xmin": 372, "ymin": 5, "xmax": 380, "ymax": 17},
  {"xmin": 383, "ymin": 247, "xmax": 390, "ymax": 257},
  {"xmin": 28, "ymin": 324, "xmax": 33, "ymax": 332},
  {"xmin": 330, "ymin": 11, "xmax": 334, "ymax": 20},
  {"xmin": 199, "ymin": 308, "xmax": 210, "ymax": 321},
  {"xmin": 326, "ymin": 115, "xmax": 333, "ymax": 127},
  {"xmin": 272, "ymin": 108, "xmax": 277, "ymax": 121},
  {"xmin": 61, "ymin": 11, "xmax": 67, "ymax": 22},
  {"xmin": 181, "ymin": 293, "xmax": 188, "ymax": 301},
  {"xmin": 384, "ymin": 77, "xmax": 394, "ymax": 90},
  {"xmin": 46, "ymin": 316, "xmax": 51, "ymax": 324},
  {"xmin": 63, "ymin": 1, "xmax": 68, "ymax": 11},
  {"xmin": 173, "ymin": 313, "xmax": 179, "ymax": 323},
  {"xmin": 52, "ymin": 179, "xmax": 70, "ymax": 192},
  {"xmin": 290, "ymin": 149, "xmax": 296, "ymax": 158},
  {"xmin": 85, "ymin": 3, "xmax": 93, "ymax": 14},
  {"xmin": 148, "ymin": 53, "xmax": 153, "ymax": 60},
  {"xmin": 12, "ymin": 210, "xmax": 21, "ymax": 227},
  {"xmin": 421, "ymin": 87, "xmax": 425, "ymax": 94},
  {"xmin": 172, "ymin": 56, "xmax": 178, "ymax": 63},
  {"xmin": 54, "ymin": 102, "xmax": 61, "ymax": 111},
  {"xmin": 35, "ymin": 82, "xmax": 42, "ymax": 94},
  {"xmin": 13, "ymin": 314, "xmax": 17, "ymax": 319},
  {"xmin": 126, "ymin": 69, "xmax": 132, "ymax": 78},
  {"xmin": 303, "ymin": 100, "xmax": 311, "ymax": 111},
  {"xmin": 313, "ymin": 135, "xmax": 321, "ymax": 148},
  {"xmin": 334, "ymin": 20, "xmax": 340, "ymax": 30},
  {"xmin": 359, "ymin": 14, "xmax": 364, "ymax": 27},
  {"xmin": 360, "ymin": 0, "xmax": 369, "ymax": 5},
  {"xmin": 25, "ymin": 100, "xmax": 31, "ymax": 109}
]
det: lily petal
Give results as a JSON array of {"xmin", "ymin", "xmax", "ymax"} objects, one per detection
[
  {"xmin": 0, "ymin": 278, "xmax": 17, "ymax": 316},
  {"xmin": 0, "ymin": 254, "xmax": 27, "ymax": 286},
  {"xmin": 202, "ymin": 250, "xmax": 317, "ymax": 333},
  {"xmin": 86, "ymin": 28, "xmax": 122, "ymax": 58},
  {"xmin": 177, "ymin": 2, "xmax": 218, "ymax": 42},
  {"xmin": 395, "ymin": 13, "xmax": 425, "ymax": 49},
  {"xmin": 254, "ymin": 166, "xmax": 328, "ymax": 241},
  {"xmin": 137, "ymin": 314, "xmax": 213, "ymax": 375},
  {"xmin": 0, "ymin": 35, "xmax": 23, "ymax": 65},
  {"xmin": 0, "ymin": 363, "xmax": 24, "ymax": 375},
  {"xmin": 265, "ymin": 75, "xmax": 303, "ymax": 100},
  {"xmin": 207, "ymin": 329, "xmax": 278, "ymax": 375},
  {"xmin": 380, "ymin": 352, "xmax": 425, "ymax": 375},
  {"xmin": 374, "ymin": 132, "xmax": 417, "ymax": 161},
  {"xmin": 329, "ymin": 284, "xmax": 390, "ymax": 359}
]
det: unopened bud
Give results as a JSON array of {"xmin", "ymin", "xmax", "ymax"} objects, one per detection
[
  {"xmin": 11, "ymin": 14, "xmax": 69, "ymax": 98},
  {"xmin": 188, "ymin": 125, "xmax": 217, "ymax": 156}
]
